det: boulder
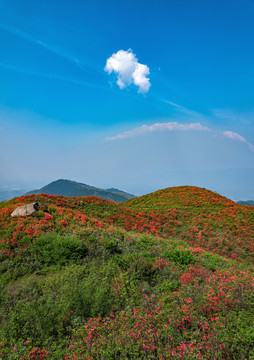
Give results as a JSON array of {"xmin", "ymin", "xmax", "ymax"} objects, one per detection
[{"xmin": 11, "ymin": 202, "xmax": 39, "ymax": 217}]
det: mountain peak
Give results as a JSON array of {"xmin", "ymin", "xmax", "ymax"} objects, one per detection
[{"xmin": 25, "ymin": 179, "xmax": 136, "ymax": 203}]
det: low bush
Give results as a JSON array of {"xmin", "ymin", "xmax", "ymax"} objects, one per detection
[
  {"xmin": 103, "ymin": 239, "xmax": 122, "ymax": 254},
  {"xmin": 31, "ymin": 233, "xmax": 88, "ymax": 266},
  {"xmin": 136, "ymin": 234, "xmax": 156, "ymax": 249},
  {"xmin": 162, "ymin": 248, "xmax": 195, "ymax": 265},
  {"xmin": 158, "ymin": 279, "xmax": 181, "ymax": 292},
  {"xmin": 202, "ymin": 252, "xmax": 228, "ymax": 271}
]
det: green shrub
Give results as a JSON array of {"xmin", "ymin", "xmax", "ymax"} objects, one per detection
[
  {"xmin": 162, "ymin": 249, "xmax": 195, "ymax": 265},
  {"xmin": 202, "ymin": 252, "xmax": 227, "ymax": 271},
  {"xmin": 136, "ymin": 234, "xmax": 156, "ymax": 249},
  {"xmin": 35, "ymin": 209, "xmax": 45, "ymax": 219},
  {"xmin": 133, "ymin": 258, "xmax": 159, "ymax": 285},
  {"xmin": 158, "ymin": 280, "xmax": 181, "ymax": 293},
  {"xmin": 103, "ymin": 239, "xmax": 122, "ymax": 254},
  {"xmin": 218, "ymin": 303, "xmax": 254, "ymax": 359},
  {"xmin": 1, "ymin": 263, "xmax": 117, "ymax": 345},
  {"xmin": 112, "ymin": 253, "xmax": 139, "ymax": 270},
  {"xmin": 31, "ymin": 233, "xmax": 88, "ymax": 266}
]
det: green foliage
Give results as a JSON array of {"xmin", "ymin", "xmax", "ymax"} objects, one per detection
[
  {"xmin": 103, "ymin": 239, "xmax": 122, "ymax": 254},
  {"xmin": 31, "ymin": 233, "xmax": 88, "ymax": 266},
  {"xmin": 35, "ymin": 209, "xmax": 46, "ymax": 219},
  {"xmin": 136, "ymin": 234, "xmax": 156, "ymax": 249},
  {"xmin": 1, "ymin": 263, "xmax": 117, "ymax": 345},
  {"xmin": 80, "ymin": 230, "xmax": 98, "ymax": 244},
  {"xmin": 162, "ymin": 249, "xmax": 195, "ymax": 265},
  {"xmin": 202, "ymin": 252, "xmax": 228, "ymax": 271},
  {"xmin": 112, "ymin": 253, "xmax": 139, "ymax": 270},
  {"xmin": 133, "ymin": 258, "xmax": 159, "ymax": 285},
  {"xmin": 158, "ymin": 279, "xmax": 181, "ymax": 293},
  {"xmin": 218, "ymin": 294, "xmax": 254, "ymax": 359}
]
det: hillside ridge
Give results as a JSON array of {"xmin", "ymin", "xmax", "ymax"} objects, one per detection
[
  {"xmin": 25, "ymin": 179, "xmax": 136, "ymax": 203},
  {"xmin": 125, "ymin": 185, "xmax": 237, "ymax": 209}
]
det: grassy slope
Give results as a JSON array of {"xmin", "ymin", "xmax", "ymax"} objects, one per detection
[
  {"xmin": 124, "ymin": 186, "xmax": 254, "ymax": 263},
  {"xmin": 0, "ymin": 186, "xmax": 253, "ymax": 359}
]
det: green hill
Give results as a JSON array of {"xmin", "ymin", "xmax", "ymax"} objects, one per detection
[
  {"xmin": 0, "ymin": 186, "xmax": 253, "ymax": 359},
  {"xmin": 123, "ymin": 186, "xmax": 254, "ymax": 263},
  {"xmin": 25, "ymin": 179, "xmax": 136, "ymax": 202},
  {"xmin": 125, "ymin": 185, "xmax": 236, "ymax": 209}
]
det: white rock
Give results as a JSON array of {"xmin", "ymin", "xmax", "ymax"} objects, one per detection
[{"xmin": 11, "ymin": 202, "xmax": 39, "ymax": 217}]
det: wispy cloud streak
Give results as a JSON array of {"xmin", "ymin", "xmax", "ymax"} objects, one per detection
[
  {"xmin": 106, "ymin": 122, "xmax": 210, "ymax": 141},
  {"xmin": 0, "ymin": 24, "xmax": 95, "ymax": 75},
  {"xmin": 162, "ymin": 99, "xmax": 206, "ymax": 120},
  {"xmin": 212, "ymin": 108, "xmax": 254, "ymax": 125},
  {"xmin": 223, "ymin": 131, "xmax": 254, "ymax": 151}
]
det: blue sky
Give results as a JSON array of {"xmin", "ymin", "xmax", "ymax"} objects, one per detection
[{"xmin": 0, "ymin": 0, "xmax": 254, "ymax": 199}]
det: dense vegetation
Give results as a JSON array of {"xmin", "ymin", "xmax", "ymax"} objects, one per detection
[{"xmin": 0, "ymin": 186, "xmax": 253, "ymax": 359}]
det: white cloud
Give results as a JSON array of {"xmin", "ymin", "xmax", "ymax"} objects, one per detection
[
  {"xmin": 106, "ymin": 122, "xmax": 254, "ymax": 152},
  {"xmin": 104, "ymin": 49, "xmax": 151, "ymax": 93},
  {"xmin": 223, "ymin": 131, "xmax": 246, "ymax": 142},
  {"xmin": 223, "ymin": 131, "xmax": 254, "ymax": 151},
  {"xmin": 106, "ymin": 122, "xmax": 210, "ymax": 141}
]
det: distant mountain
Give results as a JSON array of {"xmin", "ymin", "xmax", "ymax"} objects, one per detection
[
  {"xmin": 237, "ymin": 200, "xmax": 254, "ymax": 206},
  {"xmin": 25, "ymin": 179, "xmax": 136, "ymax": 203},
  {"xmin": 105, "ymin": 188, "xmax": 135, "ymax": 200},
  {"xmin": 0, "ymin": 189, "xmax": 26, "ymax": 202}
]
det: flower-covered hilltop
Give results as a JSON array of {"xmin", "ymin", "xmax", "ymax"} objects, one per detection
[{"xmin": 0, "ymin": 186, "xmax": 253, "ymax": 359}]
